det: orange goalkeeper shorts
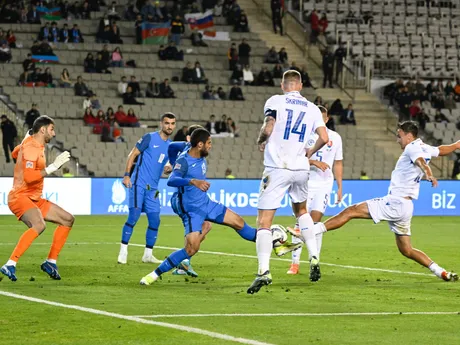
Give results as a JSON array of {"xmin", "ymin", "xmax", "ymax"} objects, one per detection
[{"xmin": 8, "ymin": 196, "xmax": 52, "ymax": 220}]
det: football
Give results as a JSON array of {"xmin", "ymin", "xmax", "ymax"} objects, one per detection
[{"xmin": 271, "ymin": 224, "xmax": 288, "ymax": 247}]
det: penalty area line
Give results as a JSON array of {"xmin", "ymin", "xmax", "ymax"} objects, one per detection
[
  {"xmin": 0, "ymin": 290, "xmax": 273, "ymax": 345},
  {"xmin": 132, "ymin": 311, "xmax": 460, "ymax": 318},
  {"xmin": 0, "ymin": 242, "xmax": 433, "ymax": 277}
]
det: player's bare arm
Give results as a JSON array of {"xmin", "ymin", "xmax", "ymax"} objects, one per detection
[
  {"xmin": 307, "ymin": 126, "xmax": 329, "ymax": 158},
  {"xmin": 123, "ymin": 147, "xmax": 140, "ymax": 188},
  {"xmin": 163, "ymin": 163, "xmax": 172, "ymax": 176},
  {"xmin": 333, "ymin": 160, "xmax": 343, "ymax": 203},
  {"xmin": 257, "ymin": 115, "xmax": 275, "ymax": 151},
  {"xmin": 415, "ymin": 157, "xmax": 438, "ymax": 187},
  {"xmin": 309, "ymin": 160, "xmax": 330, "ymax": 171},
  {"xmin": 190, "ymin": 179, "xmax": 210, "ymax": 192},
  {"xmin": 437, "ymin": 140, "xmax": 460, "ymax": 156}
]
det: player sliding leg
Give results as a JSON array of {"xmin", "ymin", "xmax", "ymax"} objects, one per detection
[
  {"xmin": 310, "ymin": 201, "xmax": 458, "ymax": 281},
  {"xmin": 118, "ymin": 113, "xmax": 176, "ymax": 264},
  {"xmin": 307, "ymin": 122, "xmax": 459, "ymax": 282}
]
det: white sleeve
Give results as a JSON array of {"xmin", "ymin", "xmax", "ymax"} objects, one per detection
[
  {"xmin": 430, "ymin": 145, "xmax": 440, "ymax": 158},
  {"xmin": 334, "ymin": 134, "xmax": 343, "ymax": 161},
  {"xmin": 407, "ymin": 143, "xmax": 425, "ymax": 163},
  {"xmin": 264, "ymin": 96, "xmax": 278, "ymax": 118},
  {"xmin": 312, "ymin": 105, "xmax": 326, "ymax": 132}
]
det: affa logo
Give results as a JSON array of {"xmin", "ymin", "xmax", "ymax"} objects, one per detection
[{"xmin": 108, "ymin": 179, "xmax": 129, "ymax": 213}]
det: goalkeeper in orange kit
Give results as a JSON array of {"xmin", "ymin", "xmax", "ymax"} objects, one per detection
[{"xmin": 1, "ymin": 116, "xmax": 74, "ymax": 282}]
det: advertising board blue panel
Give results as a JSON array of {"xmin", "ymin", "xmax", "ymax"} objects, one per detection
[{"xmin": 90, "ymin": 179, "xmax": 460, "ymax": 216}]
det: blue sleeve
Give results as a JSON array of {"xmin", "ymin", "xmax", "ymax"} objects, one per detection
[
  {"xmin": 168, "ymin": 142, "xmax": 187, "ymax": 166},
  {"xmin": 167, "ymin": 157, "xmax": 191, "ymax": 187},
  {"xmin": 135, "ymin": 133, "xmax": 151, "ymax": 152}
]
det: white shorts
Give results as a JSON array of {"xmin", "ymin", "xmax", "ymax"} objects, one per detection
[
  {"xmin": 366, "ymin": 195, "xmax": 414, "ymax": 236},
  {"xmin": 307, "ymin": 184, "xmax": 331, "ymax": 214},
  {"xmin": 258, "ymin": 167, "xmax": 309, "ymax": 210}
]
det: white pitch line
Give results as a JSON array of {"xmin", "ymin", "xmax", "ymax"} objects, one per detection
[
  {"xmin": 132, "ymin": 311, "xmax": 460, "ymax": 318},
  {"xmin": 0, "ymin": 242, "xmax": 433, "ymax": 277},
  {"xmin": 0, "ymin": 290, "xmax": 273, "ymax": 345}
]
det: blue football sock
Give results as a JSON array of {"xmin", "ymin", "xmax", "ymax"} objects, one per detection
[
  {"xmin": 236, "ymin": 222, "xmax": 257, "ymax": 242},
  {"xmin": 145, "ymin": 212, "xmax": 160, "ymax": 248},
  {"xmin": 155, "ymin": 248, "xmax": 190, "ymax": 276},
  {"xmin": 121, "ymin": 208, "xmax": 142, "ymax": 244},
  {"xmin": 145, "ymin": 227, "xmax": 158, "ymax": 249}
]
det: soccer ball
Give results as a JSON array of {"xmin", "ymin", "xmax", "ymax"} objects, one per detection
[{"xmin": 271, "ymin": 224, "xmax": 288, "ymax": 247}]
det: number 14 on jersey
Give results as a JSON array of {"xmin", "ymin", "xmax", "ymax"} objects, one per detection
[{"xmin": 283, "ymin": 109, "xmax": 307, "ymax": 143}]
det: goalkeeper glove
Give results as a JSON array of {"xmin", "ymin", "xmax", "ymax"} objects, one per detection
[{"xmin": 45, "ymin": 151, "xmax": 71, "ymax": 175}]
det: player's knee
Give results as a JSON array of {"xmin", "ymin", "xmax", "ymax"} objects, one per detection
[
  {"xmin": 185, "ymin": 242, "xmax": 200, "ymax": 256},
  {"xmin": 63, "ymin": 213, "xmax": 75, "ymax": 227},
  {"xmin": 398, "ymin": 243, "xmax": 412, "ymax": 258},
  {"xmin": 33, "ymin": 219, "xmax": 46, "ymax": 233}
]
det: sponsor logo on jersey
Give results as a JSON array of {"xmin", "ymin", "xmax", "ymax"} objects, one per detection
[{"xmin": 26, "ymin": 161, "xmax": 33, "ymax": 168}]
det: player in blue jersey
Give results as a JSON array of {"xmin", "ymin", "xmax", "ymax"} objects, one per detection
[
  {"xmin": 140, "ymin": 128, "xmax": 300, "ymax": 285},
  {"xmin": 117, "ymin": 113, "xmax": 176, "ymax": 264},
  {"xmin": 167, "ymin": 124, "xmax": 210, "ymax": 277}
]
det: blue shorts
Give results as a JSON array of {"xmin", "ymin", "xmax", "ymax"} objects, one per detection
[
  {"xmin": 129, "ymin": 186, "xmax": 160, "ymax": 213},
  {"xmin": 171, "ymin": 192, "xmax": 227, "ymax": 235}
]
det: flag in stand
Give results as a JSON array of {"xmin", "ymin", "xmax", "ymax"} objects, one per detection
[
  {"xmin": 31, "ymin": 55, "xmax": 59, "ymax": 64},
  {"xmin": 141, "ymin": 22, "xmax": 170, "ymax": 45},
  {"xmin": 36, "ymin": 6, "xmax": 62, "ymax": 20},
  {"xmin": 185, "ymin": 10, "xmax": 215, "ymax": 36}
]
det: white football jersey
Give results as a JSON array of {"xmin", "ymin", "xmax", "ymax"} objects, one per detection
[
  {"xmin": 263, "ymin": 91, "xmax": 325, "ymax": 171},
  {"xmin": 308, "ymin": 128, "xmax": 343, "ymax": 185},
  {"xmin": 388, "ymin": 138, "xmax": 439, "ymax": 200}
]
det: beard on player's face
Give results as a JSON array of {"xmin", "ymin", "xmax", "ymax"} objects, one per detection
[{"xmin": 199, "ymin": 146, "xmax": 209, "ymax": 157}]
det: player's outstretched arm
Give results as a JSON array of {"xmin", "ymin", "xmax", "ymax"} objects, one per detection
[
  {"xmin": 415, "ymin": 157, "xmax": 438, "ymax": 187},
  {"xmin": 437, "ymin": 141, "xmax": 460, "ymax": 156},
  {"xmin": 307, "ymin": 126, "xmax": 329, "ymax": 158},
  {"xmin": 257, "ymin": 115, "xmax": 275, "ymax": 151}
]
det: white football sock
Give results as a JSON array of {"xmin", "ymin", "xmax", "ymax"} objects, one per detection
[
  {"xmin": 314, "ymin": 222, "xmax": 327, "ymax": 235},
  {"xmin": 144, "ymin": 247, "xmax": 153, "ymax": 257},
  {"xmin": 316, "ymin": 233, "xmax": 323, "ymax": 261},
  {"xmin": 256, "ymin": 228, "xmax": 272, "ymax": 274},
  {"xmin": 291, "ymin": 235, "xmax": 303, "ymax": 264},
  {"xmin": 299, "ymin": 213, "xmax": 318, "ymax": 259},
  {"xmin": 120, "ymin": 243, "xmax": 128, "ymax": 253},
  {"xmin": 46, "ymin": 259, "xmax": 57, "ymax": 264},
  {"xmin": 6, "ymin": 259, "xmax": 17, "ymax": 267},
  {"xmin": 428, "ymin": 262, "xmax": 445, "ymax": 278},
  {"xmin": 147, "ymin": 270, "xmax": 159, "ymax": 280}
]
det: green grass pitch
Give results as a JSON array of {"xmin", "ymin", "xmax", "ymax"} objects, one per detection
[{"xmin": 0, "ymin": 215, "xmax": 459, "ymax": 345}]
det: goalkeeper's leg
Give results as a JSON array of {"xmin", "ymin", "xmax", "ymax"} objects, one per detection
[{"xmin": 42, "ymin": 202, "xmax": 75, "ymax": 280}]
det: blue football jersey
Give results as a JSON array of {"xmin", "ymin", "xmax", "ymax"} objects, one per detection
[
  {"xmin": 172, "ymin": 151, "xmax": 208, "ymax": 211},
  {"xmin": 168, "ymin": 141, "xmax": 191, "ymax": 166},
  {"xmin": 131, "ymin": 132, "xmax": 170, "ymax": 190}
]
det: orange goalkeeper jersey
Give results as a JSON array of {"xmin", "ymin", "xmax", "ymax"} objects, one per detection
[{"xmin": 9, "ymin": 136, "xmax": 46, "ymax": 201}]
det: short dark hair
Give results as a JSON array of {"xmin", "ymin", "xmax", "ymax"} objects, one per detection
[
  {"xmin": 186, "ymin": 124, "xmax": 203, "ymax": 136},
  {"xmin": 32, "ymin": 115, "xmax": 55, "ymax": 134},
  {"xmin": 282, "ymin": 70, "xmax": 301, "ymax": 83},
  {"xmin": 190, "ymin": 128, "xmax": 210, "ymax": 147},
  {"xmin": 398, "ymin": 121, "xmax": 419, "ymax": 138},
  {"xmin": 317, "ymin": 105, "xmax": 328, "ymax": 115},
  {"xmin": 160, "ymin": 112, "xmax": 176, "ymax": 121}
]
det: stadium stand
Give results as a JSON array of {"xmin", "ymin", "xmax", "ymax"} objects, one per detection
[{"xmin": 0, "ymin": 0, "xmax": 454, "ymax": 180}]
